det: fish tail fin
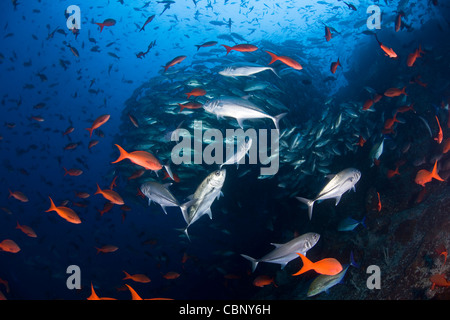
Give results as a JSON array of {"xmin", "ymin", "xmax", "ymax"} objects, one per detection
[
  {"xmin": 337, "ymin": 58, "xmax": 341, "ymax": 66},
  {"xmin": 270, "ymin": 67, "xmax": 281, "ymax": 79},
  {"xmin": 163, "ymin": 161, "xmax": 174, "ymax": 181},
  {"xmin": 431, "ymin": 160, "xmax": 444, "ymax": 182},
  {"xmin": 95, "ymin": 23, "xmax": 104, "ymax": 32},
  {"xmin": 46, "ymin": 197, "xmax": 57, "ymax": 212},
  {"xmin": 296, "ymin": 196, "xmax": 315, "ymax": 220},
  {"xmin": 195, "ymin": 45, "xmax": 201, "ymax": 51},
  {"xmin": 8, "ymin": 189, "xmax": 13, "ymax": 198},
  {"xmin": 122, "ymin": 271, "xmax": 131, "ymax": 280},
  {"xmin": 94, "ymin": 183, "xmax": 102, "ymax": 196},
  {"xmin": 63, "ymin": 167, "xmax": 69, "ymax": 176},
  {"xmin": 273, "ymin": 112, "xmax": 287, "ymax": 130},
  {"xmin": 349, "ymin": 250, "xmax": 360, "ymax": 268},
  {"xmin": 177, "ymin": 103, "xmax": 186, "ymax": 113},
  {"xmin": 240, "ymin": 254, "xmax": 259, "ymax": 272},
  {"xmin": 402, "ymin": 86, "xmax": 407, "ymax": 96},
  {"xmin": 292, "ymin": 253, "xmax": 313, "ymax": 276},
  {"xmin": 222, "ymin": 45, "xmax": 232, "ymax": 55},
  {"xmin": 361, "ymin": 216, "xmax": 367, "ymax": 228},
  {"xmin": 85, "ymin": 127, "xmax": 94, "ymax": 138},
  {"xmin": 265, "ymin": 51, "xmax": 279, "ymax": 65},
  {"xmin": 125, "ymin": 284, "xmax": 143, "ymax": 300},
  {"xmin": 111, "ymin": 144, "xmax": 129, "ymax": 164},
  {"xmin": 179, "ymin": 199, "xmax": 195, "ymax": 224}
]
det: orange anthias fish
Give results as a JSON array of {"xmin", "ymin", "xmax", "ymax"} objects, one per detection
[
  {"xmin": 45, "ymin": 197, "xmax": 81, "ymax": 224},
  {"xmin": 384, "ymin": 87, "xmax": 407, "ymax": 97},
  {"xmin": 162, "ymin": 271, "xmax": 180, "ymax": 280},
  {"xmin": 384, "ymin": 112, "xmax": 400, "ymax": 130},
  {"xmin": 16, "ymin": 221, "xmax": 37, "ymax": 238},
  {"xmin": 253, "ymin": 275, "xmax": 277, "ymax": 288},
  {"xmin": 387, "ymin": 165, "xmax": 400, "ymax": 178},
  {"xmin": 375, "ymin": 35, "xmax": 397, "ymax": 58},
  {"xmin": 8, "ymin": 190, "xmax": 29, "ymax": 202},
  {"xmin": 407, "ymin": 45, "xmax": 424, "ymax": 67},
  {"xmin": 139, "ymin": 15, "xmax": 155, "ymax": 32},
  {"xmin": 185, "ymin": 88, "xmax": 206, "ymax": 99},
  {"xmin": 86, "ymin": 114, "xmax": 110, "ymax": 138},
  {"xmin": 415, "ymin": 160, "xmax": 445, "ymax": 187},
  {"xmin": 430, "ymin": 274, "xmax": 450, "ymax": 290},
  {"xmin": 95, "ymin": 184, "xmax": 124, "ymax": 205},
  {"xmin": 0, "ymin": 239, "xmax": 20, "ymax": 253},
  {"xmin": 63, "ymin": 167, "xmax": 83, "ymax": 176},
  {"xmin": 122, "ymin": 271, "xmax": 151, "ymax": 283},
  {"xmin": 265, "ymin": 51, "xmax": 303, "ymax": 70},
  {"xmin": 111, "ymin": 144, "xmax": 162, "ymax": 171},
  {"xmin": 325, "ymin": 26, "xmax": 332, "ymax": 42},
  {"xmin": 96, "ymin": 245, "xmax": 119, "ymax": 254},
  {"xmin": 177, "ymin": 102, "xmax": 203, "ymax": 112},
  {"xmin": 363, "ymin": 99, "xmax": 374, "ymax": 111},
  {"xmin": 222, "ymin": 44, "xmax": 258, "ymax": 55},
  {"xmin": 330, "ymin": 58, "xmax": 341, "ymax": 74},
  {"xmin": 397, "ymin": 103, "xmax": 415, "ymax": 113},
  {"xmin": 356, "ymin": 135, "xmax": 366, "ymax": 147},
  {"xmin": 395, "ymin": 12, "xmax": 404, "ymax": 32},
  {"xmin": 376, "ymin": 192, "xmax": 382, "ymax": 212},
  {"xmin": 94, "ymin": 18, "xmax": 116, "ymax": 32},
  {"xmin": 292, "ymin": 253, "xmax": 343, "ymax": 276},
  {"xmin": 434, "ymin": 116, "xmax": 443, "ymax": 144},
  {"xmin": 163, "ymin": 55, "xmax": 187, "ymax": 72}
]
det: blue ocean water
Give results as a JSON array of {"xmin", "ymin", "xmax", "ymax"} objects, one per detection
[{"xmin": 0, "ymin": 0, "xmax": 450, "ymax": 301}]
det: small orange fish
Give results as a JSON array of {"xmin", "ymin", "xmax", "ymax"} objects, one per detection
[
  {"xmin": 384, "ymin": 113, "xmax": 400, "ymax": 130},
  {"xmin": 377, "ymin": 192, "xmax": 382, "ymax": 212},
  {"xmin": 45, "ymin": 197, "xmax": 81, "ymax": 224},
  {"xmin": 415, "ymin": 160, "xmax": 444, "ymax": 187},
  {"xmin": 8, "ymin": 189, "xmax": 28, "ymax": 202},
  {"xmin": 435, "ymin": 244, "xmax": 448, "ymax": 266},
  {"xmin": 87, "ymin": 283, "xmax": 117, "ymax": 300},
  {"xmin": 384, "ymin": 87, "xmax": 407, "ymax": 97},
  {"xmin": 128, "ymin": 113, "xmax": 139, "ymax": 128},
  {"xmin": 111, "ymin": 144, "xmax": 162, "ymax": 171},
  {"xmin": 98, "ymin": 202, "xmax": 114, "ymax": 216},
  {"xmin": 395, "ymin": 12, "xmax": 404, "ymax": 32},
  {"xmin": 330, "ymin": 58, "xmax": 341, "ymax": 74},
  {"xmin": 162, "ymin": 271, "xmax": 180, "ymax": 280},
  {"xmin": 434, "ymin": 116, "xmax": 443, "ymax": 144},
  {"xmin": 177, "ymin": 101, "xmax": 203, "ymax": 112},
  {"xmin": 96, "ymin": 245, "xmax": 118, "ymax": 254},
  {"xmin": 86, "ymin": 114, "xmax": 110, "ymax": 138},
  {"xmin": 407, "ymin": 45, "xmax": 424, "ymax": 67},
  {"xmin": 94, "ymin": 18, "xmax": 116, "ymax": 32},
  {"xmin": 375, "ymin": 35, "xmax": 397, "ymax": 58},
  {"xmin": 325, "ymin": 26, "xmax": 332, "ymax": 42},
  {"xmin": 253, "ymin": 275, "xmax": 277, "ymax": 288},
  {"xmin": 357, "ymin": 136, "xmax": 366, "ymax": 147},
  {"xmin": 88, "ymin": 140, "xmax": 99, "ymax": 149},
  {"xmin": 397, "ymin": 103, "xmax": 415, "ymax": 113},
  {"xmin": 265, "ymin": 50, "xmax": 303, "ymax": 70},
  {"xmin": 430, "ymin": 274, "xmax": 450, "ymax": 290},
  {"xmin": 387, "ymin": 166, "xmax": 400, "ymax": 178},
  {"xmin": 222, "ymin": 44, "xmax": 258, "ymax": 55},
  {"xmin": 16, "ymin": 221, "xmax": 37, "ymax": 238},
  {"xmin": 75, "ymin": 192, "xmax": 90, "ymax": 199},
  {"xmin": 125, "ymin": 284, "xmax": 173, "ymax": 300},
  {"xmin": 122, "ymin": 271, "xmax": 151, "ymax": 283},
  {"xmin": 95, "ymin": 184, "xmax": 124, "ymax": 205},
  {"xmin": 63, "ymin": 167, "xmax": 83, "ymax": 176},
  {"xmin": 362, "ymin": 99, "xmax": 374, "ymax": 111},
  {"xmin": 163, "ymin": 55, "xmax": 187, "ymax": 72},
  {"xmin": 292, "ymin": 253, "xmax": 343, "ymax": 276},
  {"xmin": 128, "ymin": 169, "xmax": 145, "ymax": 180},
  {"xmin": 0, "ymin": 239, "xmax": 20, "ymax": 253},
  {"xmin": 185, "ymin": 88, "xmax": 206, "ymax": 99}
]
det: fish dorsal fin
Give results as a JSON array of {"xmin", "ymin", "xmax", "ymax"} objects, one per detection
[
  {"xmin": 163, "ymin": 183, "xmax": 173, "ymax": 189},
  {"xmin": 270, "ymin": 243, "xmax": 283, "ymax": 248},
  {"xmin": 335, "ymin": 195, "xmax": 342, "ymax": 206},
  {"xmin": 237, "ymin": 118, "xmax": 245, "ymax": 129}
]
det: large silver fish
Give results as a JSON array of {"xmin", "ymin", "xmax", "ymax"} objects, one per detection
[
  {"xmin": 203, "ymin": 96, "xmax": 286, "ymax": 130},
  {"xmin": 140, "ymin": 181, "xmax": 188, "ymax": 215},
  {"xmin": 240, "ymin": 232, "xmax": 320, "ymax": 272},
  {"xmin": 219, "ymin": 63, "xmax": 279, "ymax": 78},
  {"xmin": 220, "ymin": 136, "xmax": 252, "ymax": 168},
  {"xmin": 296, "ymin": 168, "xmax": 361, "ymax": 220},
  {"xmin": 180, "ymin": 169, "xmax": 226, "ymax": 240}
]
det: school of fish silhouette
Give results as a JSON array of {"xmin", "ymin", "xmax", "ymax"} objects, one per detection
[{"xmin": 0, "ymin": 0, "xmax": 449, "ymax": 300}]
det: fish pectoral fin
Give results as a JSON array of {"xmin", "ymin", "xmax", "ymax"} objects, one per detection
[
  {"xmin": 206, "ymin": 208, "xmax": 213, "ymax": 219},
  {"xmin": 160, "ymin": 205, "xmax": 168, "ymax": 215},
  {"xmin": 148, "ymin": 199, "xmax": 152, "ymax": 206},
  {"xmin": 216, "ymin": 191, "xmax": 224, "ymax": 200},
  {"xmin": 351, "ymin": 185, "xmax": 356, "ymax": 192},
  {"xmin": 335, "ymin": 195, "xmax": 342, "ymax": 206},
  {"xmin": 237, "ymin": 118, "xmax": 245, "ymax": 129}
]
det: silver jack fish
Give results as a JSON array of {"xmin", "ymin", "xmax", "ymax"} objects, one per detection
[
  {"xmin": 203, "ymin": 96, "xmax": 287, "ymax": 130},
  {"xmin": 219, "ymin": 63, "xmax": 280, "ymax": 78},
  {"xmin": 180, "ymin": 169, "xmax": 226, "ymax": 240},
  {"xmin": 296, "ymin": 168, "xmax": 361, "ymax": 220},
  {"xmin": 240, "ymin": 232, "xmax": 320, "ymax": 272},
  {"xmin": 140, "ymin": 181, "xmax": 191, "ymax": 216},
  {"xmin": 220, "ymin": 136, "xmax": 252, "ymax": 168}
]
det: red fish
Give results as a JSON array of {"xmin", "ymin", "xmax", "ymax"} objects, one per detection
[
  {"xmin": 410, "ymin": 75, "xmax": 427, "ymax": 88},
  {"xmin": 177, "ymin": 102, "xmax": 202, "ymax": 112},
  {"xmin": 325, "ymin": 26, "xmax": 332, "ymax": 42},
  {"xmin": 330, "ymin": 58, "xmax": 341, "ymax": 74},
  {"xmin": 128, "ymin": 113, "xmax": 139, "ymax": 128},
  {"xmin": 122, "ymin": 271, "xmax": 151, "ymax": 283},
  {"xmin": 95, "ymin": 184, "xmax": 124, "ymax": 205},
  {"xmin": 86, "ymin": 114, "xmax": 110, "ymax": 138},
  {"xmin": 16, "ymin": 221, "xmax": 37, "ymax": 238},
  {"xmin": 435, "ymin": 244, "xmax": 448, "ymax": 266},
  {"xmin": 63, "ymin": 167, "xmax": 83, "ymax": 177},
  {"xmin": 383, "ymin": 112, "xmax": 400, "ymax": 130},
  {"xmin": 415, "ymin": 160, "xmax": 444, "ymax": 187},
  {"xmin": 434, "ymin": 115, "xmax": 443, "ymax": 144},
  {"xmin": 163, "ymin": 55, "xmax": 187, "ymax": 72},
  {"xmin": 387, "ymin": 166, "xmax": 400, "ymax": 178},
  {"xmin": 376, "ymin": 192, "xmax": 382, "ymax": 212},
  {"xmin": 45, "ymin": 197, "xmax": 81, "ymax": 224},
  {"xmin": 430, "ymin": 274, "xmax": 450, "ymax": 290},
  {"xmin": 395, "ymin": 12, "xmax": 404, "ymax": 32},
  {"xmin": 96, "ymin": 245, "xmax": 118, "ymax": 254},
  {"xmin": 253, "ymin": 275, "xmax": 277, "ymax": 288},
  {"xmin": 111, "ymin": 144, "xmax": 162, "ymax": 171},
  {"xmin": 407, "ymin": 45, "xmax": 424, "ymax": 67},
  {"xmin": 195, "ymin": 41, "xmax": 218, "ymax": 51},
  {"xmin": 222, "ymin": 44, "xmax": 258, "ymax": 55},
  {"xmin": 397, "ymin": 103, "xmax": 415, "ymax": 113},
  {"xmin": 375, "ymin": 35, "xmax": 397, "ymax": 58},
  {"xmin": 362, "ymin": 99, "xmax": 374, "ymax": 111},
  {"xmin": 265, "ymin": 51, "xmax": 302, "ymax": 70},
  {"xmin": 373, "ymin": 93, "xmax": 383, "ymax": 103},
  {"xmin": 356, "ymin": 136, "xmax": 366, "ymax": 147},
  {"xmin": 185, "ymin": 88, "xmax": 206, "ymax": 99},
  {"xmin": 94, "ymin": 19, "xmax": 116, "ymax": 32},
  {"xmin": 292, "ymin": 253, "xmax": 343, "ymax": 276},
  {"xmin": 8, "ymin": 190, "xmax": 28, "ymax": 202},
  {"xmin": 384, "ymin": 87, "xmax": 407, "ymax": 97},
  {"xmin": 162, "ymin": 271, "xmax": 180, "ymax": 280},
  {"xmin": 98, "ymin": 202, "xmax": 114, "ymax": 216},
  {"xmin": 0, "ymin": 239, "xmax": 20, "ymax": 253},
  {"xmin": 139, "ymin": 15, "xmax": 155, "ymax": 32},
  {"xmin": 88, "ymin": 140, "xmax": 99, "ymax": 149}
]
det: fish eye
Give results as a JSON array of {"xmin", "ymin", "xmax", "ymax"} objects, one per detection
[{"xmin": 215, "ymin": 171, "xmax": 220, "ymax": 176}]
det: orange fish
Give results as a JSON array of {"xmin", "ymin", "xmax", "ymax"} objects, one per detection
[
  {"xmin": 377, "ymin": 192, "xmax": 382, "ymax": 212},
  {"xmin": 383, "ymin": 113, "xmax": 400, "ymax": 130},
  {"xmin": 185, "ymin": 88, "xmax": 206, "ymax": 99},
  {"xmin": 109, "ymin": 176, "xmax": 118, "ymax": 190},
  {"xmin": 357, "ymin": 136, "xmax": 366, "ymax": 147},
  {"xmin": 95, "ymin": 184, "xmax": 124, "ymax": 205},
  {"xmin": 430, "ymin": 274, "xmax": 450, "ymax": 290},
  {"xmin": 63, "ymin": 167, "xmax": 83, "ymax": 176},
  {"xmin": 94, "ymin": 18, "xmax": 116, "ymax": 32},
  {"xmin": 397, "ymin": 103, "xmax": 415, "ymax": 113},
  {"xmin": 384, "ymin": 87, "xmax": 407, "ymax": 97},
  {"xmin": 253, "ymin": 275, "xmax": 277, "ymax": 288},
  {"xmin": 163, "ymin": 55, "xmax": 186, "ymax": 72},
  {"xmin": 125, "ymin": 284, "xmax": 172, "ymax": 300},
  {"xmin": 325, "ymin": 26, "xmax": 332, "ymax": 42},
  {"xmin": 8, "ymin": 189, "xmax": 28, "ymax": 202},
  {"xmin": 434, "ymin": 116, "xmax": 443, "ymax": 144},
  {"xmin": 162, "ymin": 271, "xmax": 180, "ymax": 280},
  {"xmin": 86, "ymin": 114, "xmax": 110, "ymax": 138},
  {"xmin": 16, "ymin": 221, "xmax": 37, "ymax": 238},
  {"xmin": 98, "ymin": 202, "xmax": 114, "ymax": 216},
  {"xmin": 443, "ymin": 138, "xmax": 450, "ymax": 154},
  {"xmin": 415, "ymin": 160, "xmax": 444, "ymax": 187},
  {"xmin": 177, "ymin": 101, "xmax": 203, "ymax": 112},
  {"xmin": 0, "ymin": 239, "xmax": 20, "ymax": 253},
  {"xmin": 222, "ymin": 44, "xmax": 258, "ymax": 55},
  {"xmin": 128, "ymin": 169, "xmax": 145, "ymax": 180},
  {"xmin": 387, "ymin": 166, "xmax": 400, "ymax": 178},
  {"xmin": 373, "ymin": 93, "xmax": 383, "ymax": 103},
  {"xmin": 31, "ymin": 116, "xmax": 44, "ymax": 122},
  {"xmin": 265, "ymin": 51, "xmax": 303, "ymax": 70},
  {"xmin": 330, "ymin": 58, "xmax": 341, "ymax": 74},
  {"xmin": 96, "ymin": 245, "xmax": 118, "ymax": 254},
  {"xmin": 111, "ymin": 144, "xmax": 162, "ymax": 171},
  {"xmin": 128, "ymin": 113, "xmax": 139, "ymax": 128},
  {"xmin": 362, "ymin": 99, "xmax": 374, "ymax": 111},
  {"xmin": 395, "ymin": 12, "xmax": 404, "ymax": 32},
  {"xmin": 87, "ymin": 283, "xmax": 117, "ymax": 300},
  {"xmin": 410, "ymin": 75, "xmax": 427, "ymax": 88},
  {"xmin": 375, "ymin": 35, "xmax": 397, "ymax": 58},
  {"xmin": 407, "ymin": 45, "xmax": 424, "ymax": 67},
  {"xmin": 46, "ymin": 197, "xmax": 81, "ymax": 224},
  {"xmin": 75, "ymin": 192, "xmax": 90, "ymax": 199},
  {"xmin": 292, "ymin": 253, "xmax": 343, "ymax": 276},
  {"xmin": 123, "ymin": 271, "xmax": 151, "ymax": 283},
  {"xmin": 435, "ymin": 244, "xmax": 448, "ymax": 266}
]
